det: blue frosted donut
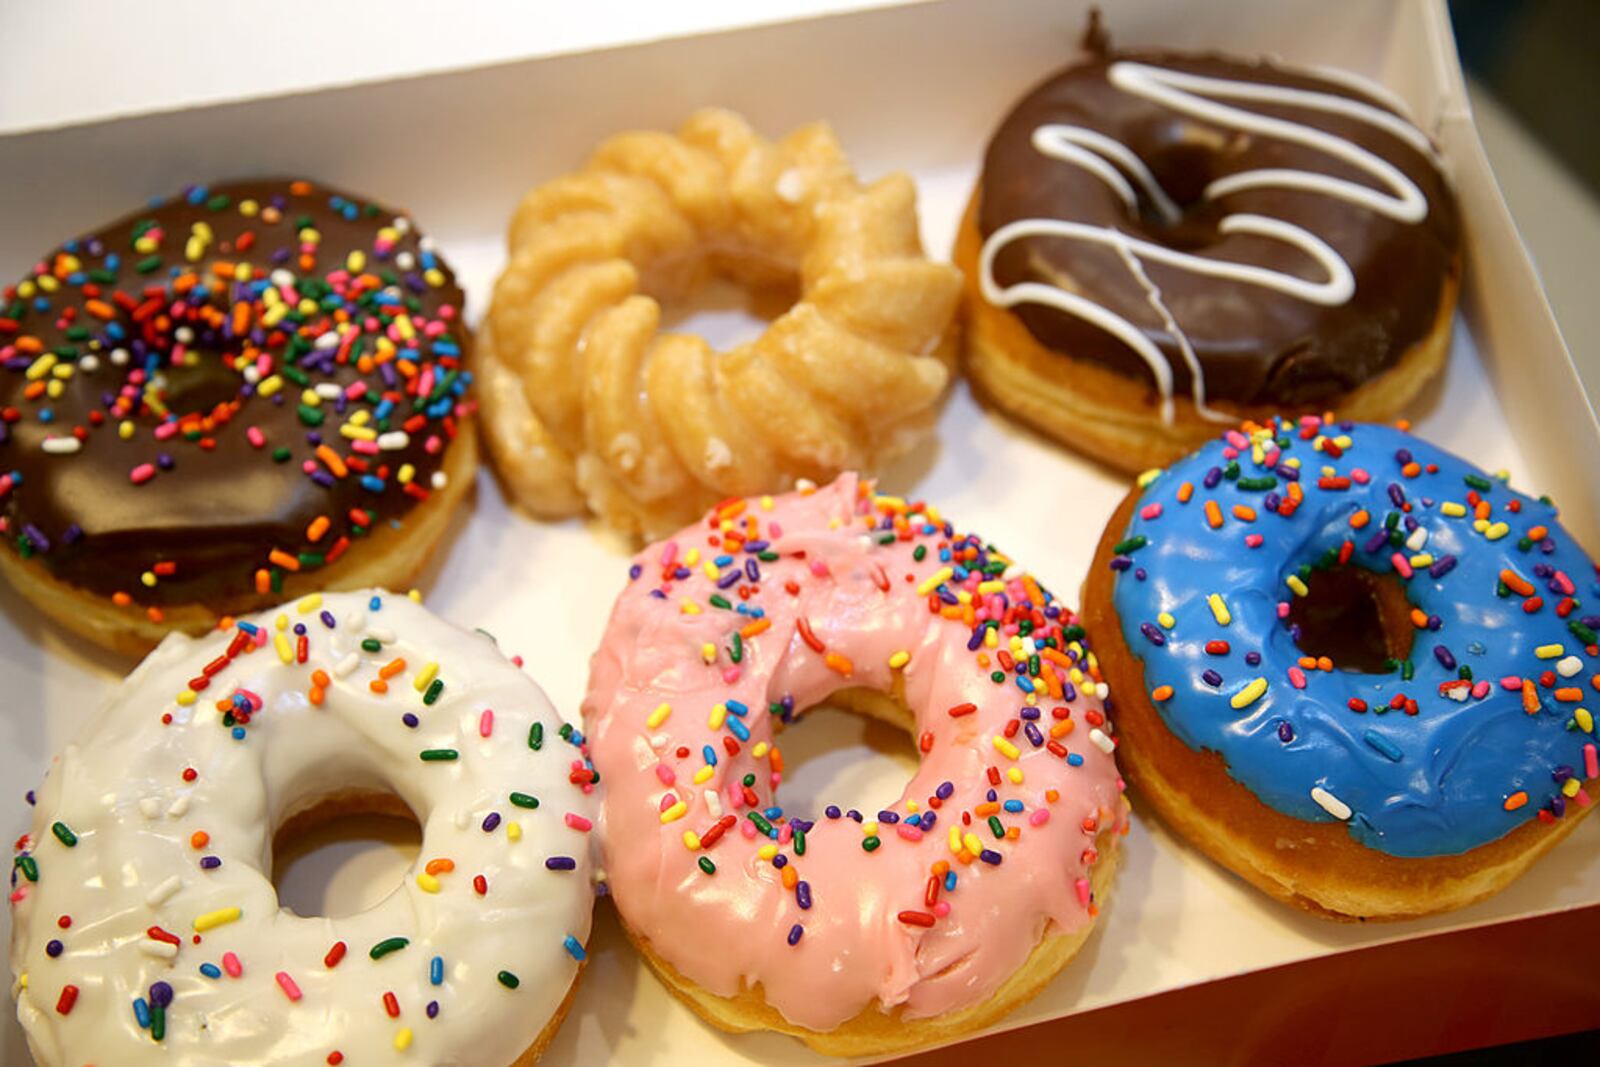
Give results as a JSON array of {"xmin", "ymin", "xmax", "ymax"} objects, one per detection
[{"xmin": 1099, "ymin": 417, "xmax": 1598, "ymax": 863}]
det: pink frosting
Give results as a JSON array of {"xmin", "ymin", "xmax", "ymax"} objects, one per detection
[{"xmin": 583, "ymin": 475, "xmax": 1127, "ymax": 1032}]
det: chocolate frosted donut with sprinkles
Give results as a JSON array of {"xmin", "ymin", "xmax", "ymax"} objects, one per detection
[
  {"xmin": 1082, "ymin": 417, "xmax": 1600, "ymax": 920},
  {"xmin": 0, "ymin": 180, "xmax": 476, "ymax": 654}
]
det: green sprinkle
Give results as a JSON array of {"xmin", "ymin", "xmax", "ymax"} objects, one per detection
[
  {"xmin": 1401, "ymin": 660, "xmax": 1415, "ymax": 681},
  {"xmin": 913, "ymin": 544, "xmax": 927, "ymax": 562},
  {"xmin": 529, "ymin": 722, "xmax": 544, "ymax": 750},
  {"xmin": 14, "ymin": 855, "xmax": 38, "ymax": 882},
  {"xmin": 271, "ymin": 447, "xmax": 292, "ymax": 464},
  {"xmin": 1464, "ymin": 473, "xmax": 1493, "ymax": 491},
  {"xmin": 987, "ymin": 815, "xmax": 1005, "ymax": 839},
  {"xmin": 793, "ymin": 829, "xmax": 806, "ymax": 856},
  {"xmin": 510, "ymin": 792, "xmax": 540, "ymax": 809},
  {"xmin": 51, "ymin": 822, "xmax": 77, "ymax": 848},
  {"xmin": 1236, "ymin": 476, "xmax": 1277, "ymax": 491},
  {"xmin": 1111, "ymin": 535, "xmax": 1147, "ymax": 555},
  {"xmin": 990, "ymin": 670, "xmax": 1006, "ymax": 684},
  {"xmin": 361, "ymin": 637, "xmax": 383, "ymax": 653},
  {"xmin": 497, "ymin": 970, "xmax": 520, "ymax": 990},
  {"xmin": 419, "ymin": 749, "xmax": 459, "ymax": 762},
  {"xmin": 861, "ymin": 835, "xmax": 881, "ymax": 852},
  {"xmin": 423, "ymin": 678, "xmax": 444, "ymax": 705},
  {"xmin": 757, "ymin": 551, "xmax": 778, "ymax": 562},
  {"xmin": 1061, "ymin": 625, "xmax": 1086, "ymax": 642},
  {"xmin": 370, "ymin": 936, "xmax": 410, "ymax": 960},
  {"xmin": 709, "ymin": 594, "xmax": 732, "ymax": 610},
  {"xmin": 136, "ymin": 254, "xmax": 162, "ymax": 274},
  {"xmin": 297, "ymin": 404, "xmax": 325, "ymax": 427},
  {"xmin": 729, "ymin": 632, "xmax": 743, "ymax": 663},
  {"xmin": 151, "ymin": 1004, "xmax": 165, "ymax": 1041},
  {"xmin": 698, "ymin": 856, "xmax": 716, "ymax": 876},
  {"xmin": 747, "ymin": 812, "xmax": 773, "ymax": 836},
  {"xmin": 1570, "ymin": 620, "xmax": 1598, "ymax": 644},
  {"xmin": 741, "ymin": 773, "xmax": 755, "ymax": 787}
]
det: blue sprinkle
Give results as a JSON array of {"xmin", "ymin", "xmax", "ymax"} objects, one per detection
[
  {"xmin": 133, "ymin": 997, "xmax": 151, "ymax": 1028},
  {"xmin": 563, "ymin": 935, "xmax": 586, "ymax": 961},
  {"xmin": 198, "ymin": 963, "xmax": 221, "ymax": 979},
  {"xmin": 430, "ymin": 956, "xmax": 444, "ymax": 985},
  {"xmin": 702, "ymin": 745, "xmax": 717, "ymax": 767},
  {"xmin": 1067, "ymin": 752, "xmax": 1085, "ymax": 767},
  {"xmin": 1003, "ymin": 799, "xmax": 1024, "ymax": 813},
  {"xmin": 1363, "ymin": 730, "xmax": 1404, "ymax": 762},
  {"xmin": 726, "ymin": 716, "xmax": 750, "ymax": 742},
  {"xmin": 725, "ymin": 700, "xmax": 749, "ymax": 717}
]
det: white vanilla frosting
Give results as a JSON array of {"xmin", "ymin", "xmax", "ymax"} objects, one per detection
[{"xmin": 9, "ymin": 590, "xmax": 596, "ymax": 1065}]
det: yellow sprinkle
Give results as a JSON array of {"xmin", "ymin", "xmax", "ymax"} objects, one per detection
[
  {"xmin": 507, "ymin": 821, "xmax": 521, "ymax": 842},
  {"xmin": 339, "ymin": 423, "xmax": 378, "ymax": 442},
  {"xmin": 273, "ymin": 633, "xmax": 293, "ymax": 664},
  {"xmin": 916, "ymin": 567, "xmax": 954, "ymax": 596},
  {"xmin": 1484, "ymin": 522, "xmax": 1510, "ymax": 541},
  {"xmin": 948, "ymin": 827, "xmax": 964, "ymax": 854},
  {"xmin": 394, "ymin": 1027, "xmax": 414, "ymax": 1052},
  {"xmin": 300, "ymin": 388, "xmax": 321, "ymax": 407},
  {"xmin": 888, "ymin": 650, "xmax": 910, "ymax": 670},
  {"xmin": 1231, "ymin": 677, "xmax": 1269, "ymax": 710},
  {"xmin": 963, "ymin": 832, "xmax": 985, "ymax": 857},
  {"xmin": 1208, "ymin": 593, "xmax": 1231, "ymax": 626},
  {"xmin": 176, "ymin": 690, "xmax": 197, "ymax": 707},
  {"xmin": 700, "ymin": 642, "xmax": 716, "ymax": 664},
  {"xmin": 396, "ymin": 463, "xmax": 415, "ymax": 485},
  {"xmin": 296, "ymin": 593, "xmax": 323, "ymax": 615},
  {"xmin": 140, "ymin": 571, "xmax": 157, "ymax": 588},
  {"xmin": 1563, "ymin": 777, "xmax": 1582, "ymax": 798},
  {"xmin": 1576, "ymin": 708, "xmax": 1593, "ymax": 733},
  {"xmin": 757, "ymin": 844, "xmax": 778, "ymax": 861},
  {"xmin": 1286, "ymin": 575, "xmax": 1309, "ymax": 597},
  {"xmin": 118, "ymin": 420, "xmax": 135, "ymax": 440},
  {"xmin": 1136, "ymin": 468, "xmax": 1162, "ymax": 488},
  {"xmin": 416, "ymin": 873, "xmax": 440, "ymax": 893},
  {"xmin": 680, "ymin": 601, "xmax": 700, "ymax": 616},
  {"xmin": 1534, "ymin": 644, "xmax": 1564, "ymax": 660},
  {"xmin": 647, "ymin": 703, "xmax": 672, "ymax": 729},
  {"xmin": 692, "ymin": 765, "xmax": 715, "ymax": 785},
  {"xmin": 193, "ymin": 906, "xmax": 242, "ymax": 932},
  {"xmin": 257, "ymin": 374, "xmax": 283, "ymax": 397},
  {"xmin": 275, "ymin": 613, "xmax": 288, "ymax": 631},
  {"xmin": 984, "ymin": 628, "xmax": 999, "ymax": 649},
  {"xmin": 1441, "ymin": 501, "xmax": 1467, "ymax": 517},
  {"xmin": 1157, "ymin": 611, "xmax": 1176, "ymax": 630},
  {"xmin": 407, "ymin": 589, "xmax": 422, "ymax": 603},
  {"xmin": 1410, "ymin": 554, "xmax": 1434, "ymax": 568},
  {"xmin": 751, "ymin": 741, "xmax": 769, "ymax": 759},
  {"xmin": 1006, "ymin": 767, "xmax": 1024, "ymax": 784},
  {"xmin": 977, "ymin": 580, "xmax": 1005, "ymax": 595},
  {"xmin": 659, "ymin": 801, "xmax": 688, "ymax": 824},
  {"xmin": 413, "ymin": 661, "xmax": 440, "ymax": 692},
  {"xmin": 992, "ymin": 736, "xmax": 1021, "ymax": 760},
  {"xmin": 346, "ymin": 250, "xmax": 366, "ymax": 273},
  {"xmin": 681, "ymin": 831, "xmax": 701, "ymax": 851},
  {"xmin": 708, "ymin": 704, "xmax": 727, "ymax": 729},
  {"xmin": 760, "ymin": 495, "xmax": 774, "ymax": 510}
]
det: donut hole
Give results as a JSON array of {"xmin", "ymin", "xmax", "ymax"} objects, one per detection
[
  {"xmin": 657, "ymin": 273, "xmax": 800, "ymax": 352},
  {"xmin": 1126, "ymin": 121, "xmax": 1235, "ymax": 246},
  {"xmin": 775, "ymin": 691, "xmax": 920, "ymax": 820},
  {"xmin": 1284, "ymin": 566, "xmax": 1416, "ymax": 674},
  {"xmin": 270, "ymin": 792, "xmax": 421, "ymax": 919}
]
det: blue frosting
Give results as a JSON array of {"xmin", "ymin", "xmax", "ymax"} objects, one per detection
[{"xmin": 1109, "ymin": 420, "xmax": 1599, "ymax": 858}]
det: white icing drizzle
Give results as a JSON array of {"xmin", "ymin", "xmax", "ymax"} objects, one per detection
[{"xmin": 980, "ymin": 60, "xmax": 1435, "ymax": 424}]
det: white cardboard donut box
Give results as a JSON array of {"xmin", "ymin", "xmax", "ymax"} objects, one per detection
[{"xmin": 1, "ymin": 1, "xmax": 1596, "ymax": 1064}]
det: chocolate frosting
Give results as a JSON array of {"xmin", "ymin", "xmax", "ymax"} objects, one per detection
[
  {"xmin": 977, "ymin": 51, "xmax": 1461, "ymax": 407},
  {"xmin": 0, "ymin": 180, "xmax": 471, "ymax": 610}
]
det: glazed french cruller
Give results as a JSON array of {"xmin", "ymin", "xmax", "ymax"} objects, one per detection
[
  {"xmin": 585, "ymin": 476, "xmax": 1128, "ymax": 1056},
  {"xmin": 9, "ymin": 590, "xmax": 597, "ymax": 1065},
  {"xmin": 481, "ymin": 109, "xmax": 962, "ymax": 540}
]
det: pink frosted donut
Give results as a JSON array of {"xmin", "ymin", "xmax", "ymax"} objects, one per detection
[{"xmin": 583, "ymin": 475, "xmax": 1128, "ymax": 1055}]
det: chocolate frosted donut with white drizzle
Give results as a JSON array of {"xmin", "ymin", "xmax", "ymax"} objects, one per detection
[{"xmin": 954, "ymin": 38, "xmax": 1461, "ymax": 472}]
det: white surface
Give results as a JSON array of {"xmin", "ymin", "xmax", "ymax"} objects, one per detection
[
  {"xmin": 3, "ymin": 1, "xmax": 1598, "ymax": 1064},
  {"xmin": 0, "ymin": 0, "xmax": 916, "ymax": 136}
]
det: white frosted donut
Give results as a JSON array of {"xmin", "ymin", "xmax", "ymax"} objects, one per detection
[{"xmin": 8, "ymin": 589, "xmax": 597, "ymax": 1066}]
